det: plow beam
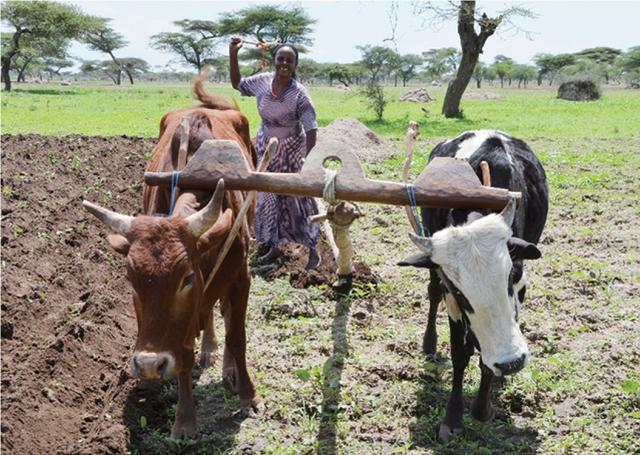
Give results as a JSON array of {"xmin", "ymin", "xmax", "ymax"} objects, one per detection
[{"xmin": 144, "ymin": 139, "xmax": 520, "ymax": 210}]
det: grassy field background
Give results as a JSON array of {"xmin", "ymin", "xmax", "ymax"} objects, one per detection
[
  {"xmin": 2, "ymin": 82, "xmax": 639, "ymax": 140},
  {"xmin": 1, "ymin": 83, "xmax": 639, "ymax": 454}
]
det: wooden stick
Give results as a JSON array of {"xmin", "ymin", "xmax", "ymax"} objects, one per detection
[
  {"xmin": 480, "ymin": 160, "xmax": 491, "ymax": 187},
  {"xmin": 203, "ymin": 138, "xmax": 278, "ymax": 293},
  {"xmin": 177, "ymin": 117, "xmax": 191, "ymax": 171},
  {"xmin": 403, "ymin": 121, "xmax": 421, "ymax": 235},
  {"xmin": 145, "ymin": 139, "xmax": 520, "ymax": 210}
]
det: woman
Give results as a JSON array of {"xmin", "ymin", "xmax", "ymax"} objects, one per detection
[{"xmin": 229, "ymin": 37, "xmax": 321, "ymax": 270}]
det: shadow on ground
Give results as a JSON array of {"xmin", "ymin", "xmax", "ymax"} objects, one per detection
[
  {"xmin": 409, "ymin": 361, "xmax": 541, "ymax": 454},
  {"xmin": 124, "ymin": 368, "xmax": 246, "ymax": 454},
  {"xmin": 316, "ymin": 295, "xmax": 351, "ymax": 455}
]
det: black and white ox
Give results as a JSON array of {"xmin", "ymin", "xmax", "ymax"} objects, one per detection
[{"xmin": 399, "ymin": 130, "xmax": 549, "ymax": 441}]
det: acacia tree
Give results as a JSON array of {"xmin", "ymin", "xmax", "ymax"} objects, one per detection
[
  {"xmin": 398, "ymin": 54, "xmax": 423, "ymax": 86},
  {"xmin": 491, "ymin": 54, "xmax": 514, "ymax": 87},
  {"xmin": 422, "ymin": 47, "xmax": 460, "ymax": 81},
  {"xmin": 358, "ymin": 45, "xmax": 397, "ymax": 81},
  {"xmin": 415, "ymin": 1, "xmax": 535, "ymax": 117},
  {"xmin": 617, "ymin": 46, "xmax": 640, "ymax": 87},
  {"xmin": 1, "ymin": 0, "xmax": 94, "ymax": 91},
  {"xmin": 533, "ymin": 53, "xmax": 575, "ymax": 85},
  {"xmin": 81, "ymin": 18, "xmax": 130, "ymax": 84},
  {"xmin": 219, "ymin": 5, "xmax": 315, "ymax": 70},
  {"xmin": 150, "ymin": 20, "xmax": 222, "ymax": 72},
  {"xmin": 472, "ymin": 60, "xmax": 486, "ymax": 88},
  {"xmin": 325, "ymin": 64, "xmax": 352, "ymax": 86},
  {"xmin": 510, "ymin": 64, "xmax": 536, "ymax": 88},
  {"xmin": 41, "ymin": 56, "xmax": 74, "ymax": 80},
  {"xmin": 575, "ymin": 47, "xmax": 622, "ymax": 83}
]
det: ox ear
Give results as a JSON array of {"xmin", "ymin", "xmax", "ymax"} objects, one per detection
[
  {"xmin": 186, "ymin": 179, "xmax": 225, "ymax": 237},
  {"xmin": 508, "ymin": 237, "xmax": 542, "ymax": 260},
  {"xmin": 107, "ymin": 234, "xmax": 130, "ymax": 256},
  {"xmin": 197, "ymin": 208, "xmax": 233, "ymax": 253},
  {"xmin": 398, "ymin": 233, "xmax": 439, "ymax": 268},
  {"xmin": 398, "ymin": 252, "xmax": 439, "ymax": 269}
]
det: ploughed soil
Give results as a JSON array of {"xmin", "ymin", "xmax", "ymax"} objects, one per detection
[{"xmin": 2, "ymin": 133, "xmax": 639, "ymax": 454}]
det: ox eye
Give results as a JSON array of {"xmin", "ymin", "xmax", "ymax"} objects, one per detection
[{"xmin": 180, "ymin": 273, "xmax": 195, "ymax": 291}]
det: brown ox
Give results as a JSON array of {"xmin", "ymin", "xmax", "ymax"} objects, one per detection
[{"xmin": 83, "ymin": 73, "xmax": 261, "ymax": 438}]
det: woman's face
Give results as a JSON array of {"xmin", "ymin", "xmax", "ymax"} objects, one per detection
[{"xmin": 274, "ymin": 47, "xmax": 297, "ymax": 78}]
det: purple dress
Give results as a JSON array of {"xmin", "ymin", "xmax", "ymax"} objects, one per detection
[{"xmin": 238, "ymin": 72, "xmax": 320, "ymax": 250}]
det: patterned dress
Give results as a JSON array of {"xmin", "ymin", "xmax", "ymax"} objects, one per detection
[{"xmin": 238, "ymin": 72, "xmax": 320, "ymax": 249}]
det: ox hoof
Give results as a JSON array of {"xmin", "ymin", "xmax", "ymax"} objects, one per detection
[
  {"xmin": 471, "ymin": 402, "xmax": 495, "ymax": 422},
  {"xmin": 199, "ymin": 351, "xmax": 217, "ymax": 370},
  {"xmin": 171, "ymin": 420, "xmax": 197, "ymax": 440},
  {"xmin": 423, "ymin": 341, "xmax": 438, "ymax": 357},
  {"xmin": 437, "ymin": 423, "xmax": 463, "ymax": 444},
  {"xmin": 222, "ymin": 367, "xmax": 239, "ymax": 393},
  {"xmin": 239, "ymin": 397, "xmax": 264, "ymax": 418}
]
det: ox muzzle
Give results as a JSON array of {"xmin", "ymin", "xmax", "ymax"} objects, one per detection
[{"xmin": 130, "ymin": 351, "xmax": 176, "ymax": 380}]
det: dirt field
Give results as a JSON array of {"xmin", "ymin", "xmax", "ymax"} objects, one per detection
[{"xmin": 1, "ymin": 133, "xmax": 639, "ymax": 454}]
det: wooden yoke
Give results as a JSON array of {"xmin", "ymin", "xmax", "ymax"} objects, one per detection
[{"xmin": 144, "ymin": 139, "xmax": 520, "ymax": 210}]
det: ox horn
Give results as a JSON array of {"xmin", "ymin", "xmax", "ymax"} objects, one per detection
[
  {"xmin": 499, "ymin": 197, "xmax": 517, "ymax": 227},
  {"xmin": 409, "ymin": 232, "xmax": 433, "ymax": 255},
  {"xmin": 186, "ymin": 179, "xmax": 225, "ymax": 237},
  {"xmin": 82, "ymin": 200, "xmax": 133, "ymax": 236}
]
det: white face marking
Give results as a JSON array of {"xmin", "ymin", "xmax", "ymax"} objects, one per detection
[
  {"xmin": 453, "ymin": 130, "xmax": 513, "ymax": 165},
  {"xmin": 426, "ymin": 214, "xmax": 530, "ymax": 376},
  {"xmin": 513, "ymin": 270, "xmax": 528, "ymax": 310}
]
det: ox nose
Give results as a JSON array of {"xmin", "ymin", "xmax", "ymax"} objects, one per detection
[
  {"xmin": 494, "ymin": 353, "xmax": 527, "ymax": 376},
  {"xmin": 131, "ymin": 352, "xmax": 172, "ymax": 379}
]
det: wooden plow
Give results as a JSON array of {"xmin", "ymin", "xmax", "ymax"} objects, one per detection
[{"xmin": 144, "ymin": 127, "xmax": 519, "ymax": 293}]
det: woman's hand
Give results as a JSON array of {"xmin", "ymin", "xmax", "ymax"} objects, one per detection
[{"xmin": 229, "ymin": 36, "xmax": 243, "ymax": 54}]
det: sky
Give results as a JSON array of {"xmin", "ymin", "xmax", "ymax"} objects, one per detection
[{"xmin": 56, "ymin": 0, "xmax": 640, "ymax": 71}]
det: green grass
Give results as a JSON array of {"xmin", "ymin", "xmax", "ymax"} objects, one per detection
[{"xmin": 2, "ymin": 82, "xmax": 639, "ymax": 139}]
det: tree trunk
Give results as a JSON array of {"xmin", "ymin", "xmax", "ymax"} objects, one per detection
[
  {"xmin": 441, "ymin": 1, "xmax": 498, "ymax": 118},
  {"xmin": 476, "ymin": 78, "xmax": 481, "ymax": 88},
  {"xmin": 125, "ymin": 69, "xmax": 134, "ymax": 84},
  {"xmin": 1, "ymin": 59, "xmax": 11, "ymax": 91},
  {"xmin": 443, "ymin": 52, "xmax": 477, "ymax": 117}
]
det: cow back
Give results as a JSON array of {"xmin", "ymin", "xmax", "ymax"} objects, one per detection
[
  {"xmin": 420, "ymin": 131, "xmax": 548, "ymax": 244},
  {"xmin": 143, "ymin": 107, "xmax": 257, "ymax": 220}
]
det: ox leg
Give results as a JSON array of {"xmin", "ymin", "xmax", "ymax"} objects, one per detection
[
  {"xmin": 438, "ymin": 316, "xmax": 470, "ymax": 443},
  {"xmin": 220, "ymin": 297, "xmax": 238, "ymax": 392},
  {"xmin": 225, "ymin": 277, "xmax": 263, "ymax": 416},
  {"xmin": 172, "ymin": 351, "xmax": 197, "ymax": 439},
  {"xmin": 471, "ymin": 359, "xmax": 495, "ymax": 422},
  {"xmin": 199, "ymin": 306, "xmax": 218, "ymax": 369},
  {"xmin": 423, "ymin": 269, "xmax": 442, "ymax": 356}
]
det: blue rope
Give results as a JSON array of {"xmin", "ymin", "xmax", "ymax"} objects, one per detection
[
  {"xmin": 405, "ymin": 184, "xmax": 430, "ymax": 237},
  {"xmin": 168, "ymin": 171, "xmax": 180, "ymax": 216}
]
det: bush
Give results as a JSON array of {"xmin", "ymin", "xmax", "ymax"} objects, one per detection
[
  {"xmin": 557, "ymin": 80, "xmax": 601, "ymax": 101},
  {"xmin": 359, "ymin": 80, "xmax": 387, "ymax": 120}
]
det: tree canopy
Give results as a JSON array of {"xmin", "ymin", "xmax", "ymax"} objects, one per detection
[
  {"xmin": 151, "ymin": 20, "xmax": 221, "ymax": 72},
  {"xmin": 1, "ymin": 0, "xmax": 97, "ymax": 90}
]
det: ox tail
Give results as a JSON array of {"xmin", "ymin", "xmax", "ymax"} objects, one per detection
[{"xmin": 193, "ymin": 67, "xmax": 239, "ymax": 111}]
